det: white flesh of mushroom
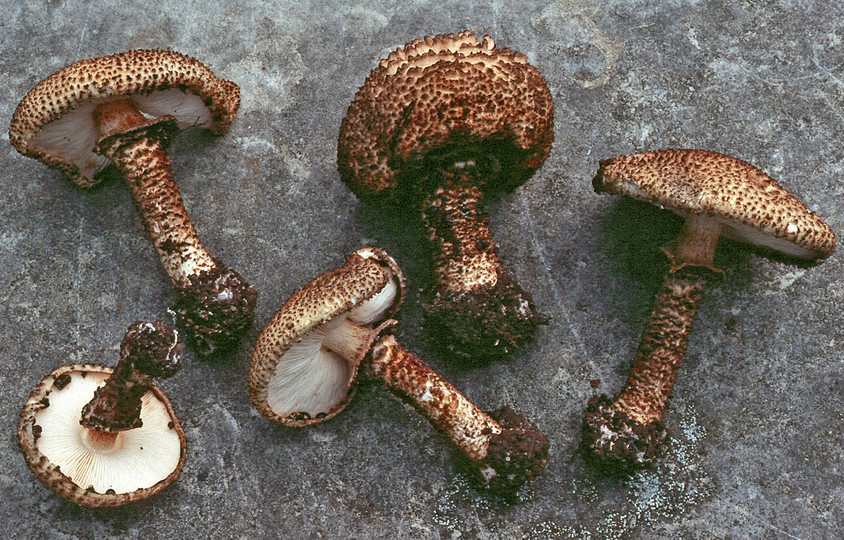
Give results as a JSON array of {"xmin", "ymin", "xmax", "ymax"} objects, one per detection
[
  {"xmin": 28, "ymin": 89, "xmax": 213, "ymax": 180},
  {"xmin": 266, "ymin": 279, "xmax": 398, "ymax": 418},
  {"xmin": 33, "ymin": 371, "xmax": 182, "ymax": 494}
]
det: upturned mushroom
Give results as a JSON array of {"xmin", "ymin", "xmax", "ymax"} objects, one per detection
[
  {"xmin": 18, "ymin": 319, "xmax": 186, "ymax": 508},
  {"xmin": 337, "ymin": 31, "xmax": 555, "ymax": 360},
  {"xmin": 9, "ymin": 49, "xmax": 256, "ymax": 356},
  {"xmin": 582, "ymin": 149, "xmax": 835, "ymax": 474},
  {"xmin": 249, "ymin": 247, "xmax": 549, "ymax": 499}
]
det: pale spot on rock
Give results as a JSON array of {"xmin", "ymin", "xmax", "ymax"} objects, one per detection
[{"xmin": 222, "ymin": 35, "xmax": 305, "ymax": 115}]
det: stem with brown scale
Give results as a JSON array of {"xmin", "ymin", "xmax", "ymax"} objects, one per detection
[
  {"xmin": 613, "ymin": 272, "xmax": 708, "ymax": 425},
  {"xmin": 93, "ymin": 99, "xmax": 257, "ymax": 356},
  {"xmin": 421, "ymin": 168, "xmax": 544, "ymax": 359},
  {"xmin": 581, "ymin": 212, "xmax": 728, "ymax": 474},
  {"xmin": 81, "ymin": 319, "xmax": 183, "ymax": 434},
  {"xmin": 582, "ymin": 263, "xmax": 717, "ymax": 474},
  {"xmin": 95, "ymin": 100, "xmax": 216, "ymax": 287},
  {"xmin": 368, "ymin": 333, "xmax": 501, "ymax": 460},
  {"xmin": 366, "ymin": 333, "xmax": 548, "ymax": 499}
]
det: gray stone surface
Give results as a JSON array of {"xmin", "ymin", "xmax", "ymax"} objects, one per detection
[{"xmin": 2, "ymin": 0, "xmax": 842, "ymax": 538}]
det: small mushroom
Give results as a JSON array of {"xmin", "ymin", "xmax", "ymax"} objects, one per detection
[
  {"xmin": 18, "ymin": 319, "xmax": 186, "ymax": 507},
  {"xmin": 9, "ymin": 49, "xmax": 257, "ymax": 356},
  {"xmin": 337, "ymin": 31, "xmax": 555, "ymax": 360},
  {"xmin": 249, "ymin": 247, "xmax": 548, "ymax": 499},
  {"xmin": 582, "ymin": 149, "xmax": 835, "ymax": 474}
]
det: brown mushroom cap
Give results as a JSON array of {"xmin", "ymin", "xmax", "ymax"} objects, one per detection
[
  {"xmin": 9, "ymin": 49, "xmax": 240, "ymax": 187},
  {"xmin": 594, "ymin": 149, "xmax": 836, "ymax": 261},
  {"xmin": 249, "ymin": 247, "xmax": 405, "ymax": 426},
  {"xmin": 18, "ymin": 364, "xmax": 186, "ymax": 508},
  {"xmin": 338, "ymin": 31, "xmax": 554, "ymax": 207}
]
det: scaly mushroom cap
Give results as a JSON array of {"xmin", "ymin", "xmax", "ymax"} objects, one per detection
[
  {"xmin": 9, "ymin": 49, "xmax": 240, "ymax": 187},
  {"xmin": 249, "ymin": 247, "xmax": 405, "ymax": 426},
  {"xmin": 18, "ymin": 364, "xmax": 186, "ymax": 508},
  {"xmin": 338, "ymin": 31, "xmax": 554, "ymax": 207},
  {"xmin": 594, "ymin": 149, "xmax": 836, "ymax": 262}
]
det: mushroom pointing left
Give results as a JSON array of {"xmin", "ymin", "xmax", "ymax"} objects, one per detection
[
  {"xmin": 18, "ymin": 319, "xmax": 186, "ymax": 508},
  {"xmin": 9, "ymin": 49, "xmax": 256, "ymax": 356},
  {"xmin": 249, "ymin": 247, "xmax": 549, "ymax": 500}
]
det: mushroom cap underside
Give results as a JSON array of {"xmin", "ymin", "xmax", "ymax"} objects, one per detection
[
  {"xmin": 249, "ymin": 247, "xmax": 405, "ymax": 426},
  {"xmin": 338, "ymin": 31, "xmax": 554, "ymax": 207},
  {"xmin": 18, "ymin": 364, "xmax": 186, "ymax": 508},
  {"xmin": 594, "ymin": 149, "xmax": 836, "ymax": 261},
  {"xmin": 9, "ymin": 48, "xmax": 240, "ymax": 187}
]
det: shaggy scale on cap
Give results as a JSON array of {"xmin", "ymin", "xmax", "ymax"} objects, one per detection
[
  {"xmin": 249, "ymin": 247, "xmax": 405, "ymax": 426},
  {"xmin": 10, "ymin": 48, "xmax": 239, "ymax": 187},
  {"xmin": 594, "ymin": 149, "xmax": 835, "ymax": 261},
  {"xmin": 338, "ymin": 31, "xmax": 554, "ymax": 206}
]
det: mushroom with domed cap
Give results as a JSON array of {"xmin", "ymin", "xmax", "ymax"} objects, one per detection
[
  {"xmin": 337, "ymin": 31, "xmax": 555, "ymax": 361},
  {"xmin": 9, "ymin": 49, "xmax": 257, "ymax": 356},
  {"xmin": 18, "ymin": 319, "xmax": 186, "ymax": 508},
  {"xmin": 249, "ymin": 247, "xmax": 549, "ymax": 500},
  {"xmin": 582, "ymin": 149, "xmax": 836, "ymax": 474}
]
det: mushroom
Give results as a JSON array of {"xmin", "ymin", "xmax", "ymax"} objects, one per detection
[
  {"xmin": 249, "ymin": 247, "xmax": 549, "ymax": 499},
  {"xmin": 582, "ymin": 149, "xmax": 835, "ymax": 474},
  {"xmin": 18, "ymin": 319, "xmax": 186, "ymax": 507},
  {"xmin": 9, "ymin": 49, "xmax": 257, "ymax": 356},
  {"xmin": 337, "ymin": 31, "xmax": 555, "ymax": 360}
]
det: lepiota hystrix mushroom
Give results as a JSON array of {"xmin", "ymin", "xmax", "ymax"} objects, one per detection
[
  {"xmin": 249, "ymin": 247, "xmax": 549, "ymax": 499},
  {"xmin": 337, "ymin": 31, "xmax": 555, "ymax": 361},
  {"xmin": 18, "ymin": 319, "xmax": 186, "ymax": 508},
  {"xmin": 9, "ymin": 49, "xmax": 256, "ymax": 356},
  {"xmin": 582, "ymin": 149, "xmax": 835, "ymax": 474}
]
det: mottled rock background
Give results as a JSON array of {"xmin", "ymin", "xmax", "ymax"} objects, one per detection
[{"xmin": 2, "ymin": 1, "xmax": 842, "ymax": 538}]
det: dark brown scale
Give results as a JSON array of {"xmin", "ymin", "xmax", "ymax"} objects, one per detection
[
  {"xmin": 54, "ymin": 373, "xmax": 71, "ymax": 390},
  {"xmin": 81, "ymin": 319, "xmax": 182, "ymax": 432}
]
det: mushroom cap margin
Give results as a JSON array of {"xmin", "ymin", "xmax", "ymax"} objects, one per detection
[
  {"xmin": 338, "ymin": 31, "xmax": 555, "ymax": 208},
  {"xmin": 18, "ymin": 363, "xmax": 186, "ymax": 508},
  {"xmin": 594, "ymin": 149, "xmax": 836, "ymax": 262},
  {"xmin": 9, "ymin": 48, "xmax": 240, "ymax": 187},
  {"xmin": 249, "ymin": 247, "xmax": 406, "ymax": 427}
]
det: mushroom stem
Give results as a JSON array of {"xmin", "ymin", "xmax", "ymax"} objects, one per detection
[
  {"xmin": 664, "ymin": 214, "xmax": 724, "ymax": 271},
  {"xmin": 93, "ymin": 99, "xmax": 257, "ymax": 356},
  {"xmin": 612, "ymin": 271, "xmax": 709, "ymax": 425},
  {"xmin": 581, "ymin": 265, "xmax": 713, "ymax": 473},
  {"xmin": 83, "ymin": 429, "xmax": 121, "ymax": 452},
  {"xmin": 366, "ymin": 333, "xmax": 549, "ymax": 497},
  {"xmin": 81, "ymin": 319, "xmax": 183, "ymax": 432},
  {"xmin": 321, "ymin": 316, "xmax": 379, "ymax": 365},
  {"xmin": 421, "ymin": 168, "xmax": 543, "ymax": 357},
  {"xmin": 607, "ymin": 214, "xmax": 723, "ymax": 426},
  {"xmin": 94, "ymin": 99, "xmax": 216, "ymax": 287},
  {"xmin": 423, "ymin": 169, "xmax": 499, "ymax": 295},
  {"xmin": 367, "ymin": 334, "xmax": 501, "ymax": 461}
]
